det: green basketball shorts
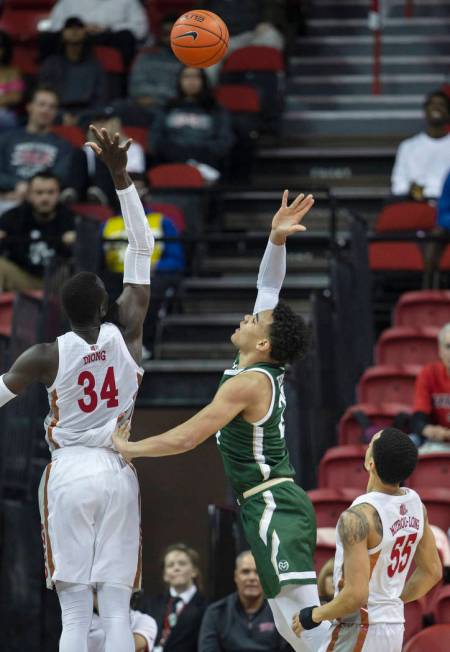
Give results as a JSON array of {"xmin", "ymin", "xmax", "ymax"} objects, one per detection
[{"xmin": 239, "ymin": 481, "xmax": 317, "ymax": 598}]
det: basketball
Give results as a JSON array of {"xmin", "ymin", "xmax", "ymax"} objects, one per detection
[{"xmin": 170, "ymin": 10, "xmax": 229, "ymax": 68}]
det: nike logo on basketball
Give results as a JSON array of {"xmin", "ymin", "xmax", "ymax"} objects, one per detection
[{"xmin": 176, "ymin": 31, "xmax": 198, "ymax": 40}]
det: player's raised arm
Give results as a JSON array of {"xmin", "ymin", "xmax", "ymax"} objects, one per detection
[
  {"xmin": 112, "ymin": 372, "xmax": 262, "ymax": 459},
  {"xmin": 253, "ymin": 190, "xmax": 314, "ymax": 315},
  {"xmin": 85, "ymin": 127, "xmax": 154, "ymax": 356}
]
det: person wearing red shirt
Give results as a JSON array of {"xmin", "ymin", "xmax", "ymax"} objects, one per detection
[{"xmin": 412, "ymin": 323, "xmax": 450, "ymax": 452}]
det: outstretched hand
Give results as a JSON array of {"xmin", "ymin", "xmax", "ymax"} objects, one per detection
[
  {"xmin": 85, "ymin": 125, "xmax": 132, "ymax": 174},
  {"xmin": 271, "ymin": 190, "xmax": 314, "ymax": 244},
  {"xmin": 112, "ymin": 420, "xmax": 134, "ymax": 461}
]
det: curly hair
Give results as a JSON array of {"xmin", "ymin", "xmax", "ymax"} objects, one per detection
[
  {"xmin": 372, "ymin": 428, "xmax": 418, "ymax": 485},
  {"xmin": 269, "ymin": 301, "xmax": 311, "ymax": 364}
]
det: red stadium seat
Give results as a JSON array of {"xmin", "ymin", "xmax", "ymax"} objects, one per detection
[
  {"xmin": 357, "ymin": 365, "xmax": 420, "ymax": 405},
  {"xmin": 12, "ymin": 44, "xmax": 39, "ymax": 75},
  {"xmin": 375, "ymin": 201, "xmax": 436, "ymax": 233},
  {"xmin": 0, "ymin": 8, "xmax": 48, "ymax": 41},
  {"xmin": 215, "ymin": 84, "xmax": 261, "ymax": 113},
  {"xmin": 51, "ymin": 125, "xmax": 85, "ymax": 149},
  {"xmin": 0, "ymin": 293, "xmax": 16, "ymax": 337},
  {"xmin": 403, "ymin": 624, "xmax": 450, "ymax": 651},
  {"xmin": 338, "ymin": 402, "xmax": 411, "ymax": 445},
  {"xmin": 222, "ymin": 46, "xmax": 285, "ymax": 72},
  {"xmin": 394, "ymin": 290, "xmax": 450, "ymax": 328},
  {"xmin": 122, "ymin": 126, "xmax": 150, "ymax": 153},
  {"xmin": 318, "ymin": 445, "xmax": 367, "ymax": 490},
  {"xmin": 369, "ymin": 242, "xmax": 424, "ymax": 271},
  {"xmin": 94, "ymin": 46, "xmax": 125, "ymax": 73},
  {"xmin": 145, "ymin": 202, "xmax": 186, "ymax": 233},
  {"xmin": 70, "ymin": 203, "xmax": 113, "ymax": 223},
  {"xmin": 420, "ymin": 489, "xmax": 450, "ymax": 532},
  {"xmin": 431, "ymin": 585, "xmax": 450, "ymax": 625},
  {"xmin": 148, "ymin": 164, "xmax": 205, "ymax": 188},
  {"xmin": 439, "ymin": 245, "xmax": 450, "ymax": 271},
  {"xmin": 375, "ymin": 326, "xmax": 439, "ymax": 366},
  {"xmin": 404, "ymin": 598, "xmax": 426, "ymax": 642},
  {"xmin": 408, "ymin": 453, "xmax": 450, "ymax": 490},
  {"xmin": 5, "ymin": 0, "xmax": 54, "ymax": 7},
  {"xmin": 308, "ymin": 488, "xmax": 359, "ymax": 527},
  {"xmin": 314, "ymin": 527, "xmax": 336, "ymax": 574}
]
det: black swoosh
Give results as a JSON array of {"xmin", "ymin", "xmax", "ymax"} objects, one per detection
[{"xmin": 176, "ymin": 31, "xmax": 198, "ymax": 40}]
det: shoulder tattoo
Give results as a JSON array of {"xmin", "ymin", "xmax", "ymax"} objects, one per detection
[{"xmin": 338, "ymin": 507, "xmax": 370, "ymax": 546}]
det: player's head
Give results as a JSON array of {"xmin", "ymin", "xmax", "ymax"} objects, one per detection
[
  {"xmin": 231, "ymin": 301, "xmax": 310, "ymax": 365},
  {"xmin": 438, "ymin": 323, "xmax": 450, "ymax": 371},
  {"xmin": 61, "ymin": 272, "xmax": 109, "ymax": 327},
  {"xmin": 365, "ymin": 428, "xmax": 418, "ymax": 487},
  {"xmin": 234, "ymin": 551, "xmax": 262, "ymax": 601},
  {"xmin": 424, "ymin": 90, "xmax": 450, "ymax": 127},
  {"xmin": 162, "ymin": 543, "xmax": 202, "ymax": 591}
]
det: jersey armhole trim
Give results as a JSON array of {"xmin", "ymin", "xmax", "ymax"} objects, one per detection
[
  {"xmin": 109, "ymin": 322, "xmax": 144, "ymax": 375},
  {"xmin": 241, "ymin": 367, "xmax": 276, "ymax": 426},
  {"xmin": 46, "ymin": 336, "xmax": 63, "ymax": 392}
]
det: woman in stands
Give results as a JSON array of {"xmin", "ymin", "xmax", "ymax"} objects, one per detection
[{"xmin": 151, "ymin": 66, "xmax": 233, "ymax": 180}]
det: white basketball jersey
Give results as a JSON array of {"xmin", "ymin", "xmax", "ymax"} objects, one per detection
[
  {"xmin": 44, "ymin": 322, "xmax": 143, "ymax": 451},
  {"xmin": 333, "ymin": 488, "xmax": 424, "ymax": 625}
]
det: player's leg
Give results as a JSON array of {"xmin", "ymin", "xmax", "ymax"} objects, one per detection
[
  {"xmin": 97, "ymin": 582, "xmax": 134, "ymax": 652},
  {"xmin": 56, "ymin": 581, "xmax": 94, "ymax": 652},
  {"xmin": 269, "ymin": 585, "xmax": 331, "ymax": 651}
]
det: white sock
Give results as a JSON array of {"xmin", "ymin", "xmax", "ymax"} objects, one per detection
[
  {"xmin": 97, "ymin": 582, "xmax": 134, "ymax": 652},
  {"xmin": 56, "ymin": 581, "xmax": 93, "ymax": 652},
  {"xmin": 268, "ymin": 584, "xmax": 331, "ymax": 651}
]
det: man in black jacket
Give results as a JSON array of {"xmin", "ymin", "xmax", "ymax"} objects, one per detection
[
  {"xmin": 199, "ymin": 551, "xmax": 290, "ymax": 652},
  {"xmin": 0, "ymin": 170, "xmax": 75, "ymax": 291}
]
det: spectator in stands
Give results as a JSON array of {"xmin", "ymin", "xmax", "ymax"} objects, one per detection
[
  {"xmin": 437, "ymin": 169, "xmax": 450, "ymax": 231},
  {"xmin": 89, "ymin": 590, "xmax": 157, "ymax": 652},
  {"xmin": 412, "ymin": 322, "xmax": 450, "ymax": 453},
  {"xmin": 317, "ymin": 558, "xmax": 335, "ymax": 604},
  {"xmin": 0, "ymin": 86, "xmax": 74, "ymax": 213},
  {"xmin": 199, "ymin": 550, "xmax": 289, "ymax": 651},
  {"xmin": 38, "ymin": 17, "xmax": 108, "ymax": 124},
  {"xmin": 41, "ymin": 0, "xmax": 149, "ymax": 67},
  {"xmin": 0, "ymin": 171, "xmax": 75, "ymax": 291},
  {"xmin": 134, "ymin": 543, "xmax": 206, "ymax": 652},
  {"xmin": 151, "ymin": 67, "xmax": 233, "ymax": 180},
  {"xmin": 121, "ymin": 14, "xmax": 182, "ymax": 126},
  {"xmin": 391, "ymin": 91, "xmax": 450, "ymax": 199},
  {"xmin": 74, "ymin": 107, "xmax": 146, "ymax": 209},
  {"xmin": 102, "ymin": 205, "xmax": 184, "ymax": 357},
  {"xmin": 200, "ymin": 0, "xmax": 286, "ymax": 82},
  {"xmin": 0, "ymin": 30, "xmax": 24, "ymax": 130}
]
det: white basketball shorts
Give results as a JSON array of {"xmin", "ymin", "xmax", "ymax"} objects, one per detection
[
  {"xmin": 318, "ymin": 622, "xmax": 404, "ymax": 652},
  {"xmin": 38, "ymin": 446, "xmax": 141, "ymax": 590}
]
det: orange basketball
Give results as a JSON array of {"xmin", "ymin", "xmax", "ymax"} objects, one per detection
[{"xmin": 170, "ymin": 10, "xmax": 229, "ymax": 68}]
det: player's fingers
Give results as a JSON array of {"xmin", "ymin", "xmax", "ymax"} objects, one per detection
[
  {"xmin": 84, "ymin": 142, "xmax": 102, "ymax": 156},
  {"xmin": 289, "ymin": 224, "xmax": 307, "ymax": 232},
  {"xmin": 290, "ymin": 192, "xmax": 305, "ymax": 209},
  {"xmin": 89, "ymin": 124, "xmax": 102, "ymax": 141},
  {"xmin": 281, "ymin": 189, "xmax": 289, "ymax": 208},
  {"xmin": 113, "ymin": 132, "xmax": 120, "ymax": 147},
  {"xmin": 101, "ymin": 127, "xmax": 113, "ymax": 147},
  {"xmin": 120, "ymin": 138, "xmax": 133, "ymax": 152}
]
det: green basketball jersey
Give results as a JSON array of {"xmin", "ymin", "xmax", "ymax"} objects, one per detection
[{"xmin": 216, "ymin": 359, "xmax": 295, "ymax": 498}]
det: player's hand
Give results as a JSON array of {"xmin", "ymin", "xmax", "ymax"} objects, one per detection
[
  {"xmin": 112, "ymin": 421, "xmax": 134, "ymax": 461},
  {"xmin": 85, "ymin": 126, "xmax": 132, "ymax": 174},
  {"xmin": 270, "ymin": 190, "xmax": 314, "ymax": 245},
  {"xmin": 292, "ymin": 613, "xmax": 304, "ymax": 637}
]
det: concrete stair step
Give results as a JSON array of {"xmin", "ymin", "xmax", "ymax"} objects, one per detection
[
  {"xmin": 294, "ymin": 34, "xmax": 450, "ymax": 56},
  {"xmin": 287, "ymin": 73, "xmax": 446, "ymax": 95},
  {"xmin": 309, "ymin": 0, "xmax": 450, "ymax": 19},
  {"xmin": 156, "ymin": 341, "xmax": 236, "ymax": 360},
  {"xmin": 289, "ymin": 55, "xmax": 450, "ymax": 75},
  {"xmin": 199, "ymin": 254, "xmax": 329, "ymax": 275},
  {"xmin": 307, "ymin": 16, "xmax": 450, "ymax": 35},
  {"xmin": 286, "ymin": 94, "xmax": 423, "ymax": 111}
]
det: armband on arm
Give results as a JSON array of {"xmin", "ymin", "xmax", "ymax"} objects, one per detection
[
  {"xmin": 253, "ymin": 239, "xmax": 286, "ymax": 314},
  {"xmin": 0, "ymin": 374, "xmax": 17, "ymax": 407},
  {"xmin": 116, "ymin": 184, "xmax": 155, "ymax": 285}
]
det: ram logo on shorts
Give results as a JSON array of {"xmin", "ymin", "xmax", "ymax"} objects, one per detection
[{"xmin": 278, "ymin": 560, "xmax": 289, "ymax": 572}]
